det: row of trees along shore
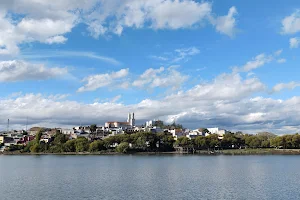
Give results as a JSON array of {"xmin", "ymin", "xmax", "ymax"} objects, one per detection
[{"xmin": 6, "ymin": 129, "xmax": 300, "ymax": 153}]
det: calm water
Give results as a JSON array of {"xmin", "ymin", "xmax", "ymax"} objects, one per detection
[{"xmin": 0, "ymin": 155, "xmax": 300, "ymax": 200}]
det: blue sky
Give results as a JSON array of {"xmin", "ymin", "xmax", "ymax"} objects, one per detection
[{"xmin": 1, "ymin": 0, "xmax": 300, "ymax": 134}]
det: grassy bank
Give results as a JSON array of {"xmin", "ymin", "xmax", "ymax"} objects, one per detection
[{"xmin": 217, "ymin": 148, "xmax": 300, "ymax": 155}]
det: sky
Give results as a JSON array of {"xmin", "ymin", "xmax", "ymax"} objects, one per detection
[{"xmin": 1, "ymin": 0, "xmax": 300, "ymax": 134}]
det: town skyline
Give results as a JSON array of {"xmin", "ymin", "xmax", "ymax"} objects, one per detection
[{"xmin": 1, "ymin": 0, "xmax": 300, "ymax": 134}]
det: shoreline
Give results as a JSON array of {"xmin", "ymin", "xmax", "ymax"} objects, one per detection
[{"xmin": 2, "ymin": 149, "xmax": 300, "ymax": 155}]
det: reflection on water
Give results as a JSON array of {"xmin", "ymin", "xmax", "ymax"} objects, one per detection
[{"xmin": 0, "ymin": 155, "xmax": 300, "ymax": 200}]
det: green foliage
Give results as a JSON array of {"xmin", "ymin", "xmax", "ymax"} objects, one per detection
[
  {"xmin": 53, "ymin": 133, "xmax": 67, "ymax": 145},
  {"xmin": 35, "ymin": 129, "xmax": 43, "ymax": 142},
  {"xmin": 30, "ymin": 143, "xmax": 40, "ymax": 153},
  {"xmin": 195, "ymin": 136, "xmax": 208, "ymax": 149},
  {"xmin": 175, "ymin": 137, "xmax": 192, "ymax": 147},
  {"xmin": 8, "ymin": 144, "xmax": 23, "ymax": 152},
  {"xmin": 157, "ymin": 132, "xmax": 174, "ymax": 151},
  {"xmin": 116, "ymin": 142, "xmax": 129, "ymax": 153},
  {"xmin": 89, "ymin": 140, "xmax": 106, "ymax": 152},
  {"xmin": 75, "ymin": 137, "xmax": 89, "ymax": 152},
  {"xmin": 90, "ymin": 124, "xmax": 97, "ymax": 133},
  {"xmin": 64, "ymin": 140, "xmax": 76, "ymax": 152}
]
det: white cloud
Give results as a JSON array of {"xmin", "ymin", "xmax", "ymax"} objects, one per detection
[
  {"xmin": 213, "ymin": 6, "xmax": 238, "ymax": 37},
  {"xmin": 150, "ymin": 46, "xmax": 200, "ymax": 63},
  {"xmin": 111, "ymin": 95, "xmax": 122, "ymax": 103},
  {"xmin": 234, "ymin": 53, "xmax": 273, "ymax": 72},
  {"xmin": 173, "ymin": 47, "xmax": 200, "ymax": 63},
  {"xmin": 281, "ymin": 10, "xmax": 300, "ymax": 34},
  {"xmin": 45, "ymin": 36, "xmax": 68, "ymax": 44},
  {"xmin": 274, "ymin": 49, "xmax": 283, "ymax": 56},
  {"xmin": 85, "ymin": 1, "xmax": 237, "ymax": 37},
  {"xmin": 271, "ymin": 81, "xmax": 300, "ymax": 93},
  {"xmin": 0, "ymin": 1, "xmax": 238, "ymax": 55},
  {"xmin": 290, "ymin": 37, "xmax": 300, "ymax": 48},
  {"xmin": 0, "ymin": 60, "xmax": 68, "ymax": 82},
  {"xmin": 277, "ymin": 58, "xmax": 286, "ymax": 63},
  {"xmin": 4, "ymin": 74, "xmax": 300, "ymax": 134},
  {"xmin": 21, "ymin": 51, "xmax": 121, "ymax": 66},
  {"xmin": 77, "ymin": 68, "xmax": 129, "ymax": 92},
  {"xmin": 132, "ymin": 66, "xmax": 188, "ymax": 90}
]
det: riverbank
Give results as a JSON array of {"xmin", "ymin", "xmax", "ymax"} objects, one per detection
[{"xmin": 2, "ymin": 148, "xmax": 300, "ymax": 155}]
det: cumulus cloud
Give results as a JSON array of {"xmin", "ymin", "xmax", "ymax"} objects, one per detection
[
  {"xmin": 271, "ymin": 81, "xmax": 300, "ymax": 93},
  {"xmin": 132, "ymin": 66, "xmax": 188, "ymax": 90},
  {"xmin": 290, "ymin": 37, "xmax": 300, "ymax": 48},
  {"xmin": 0, "ymin": 1, "xmax": 238, "ymax": 55},
  {"xmin": 281, "ymin": 10, "xmax": 300, "ymax": 34},
  {"xmin": 0, "ymin": 0, "xmax": 91, "ymax": 55},
  {"xmin": 0, "ymin": 60, "xmax": 68, "ymax": 82},
  {"xmin": 77, "ymin": 68, "xmax": 129, "ymax": 92},
  {"xmin": 213, "ymin": 6, "xmax": 238, "ymax": 37},
  {"xmin": 85, "ymin": 1, "xmax": 238, "ymax": 37},
  {"xmin": 45, "ymin": 36, "xmax": 68, "ymax": 44},
  {"xmin": 3, "ymin": 74, "xmax": 300, "ymax": 134}
]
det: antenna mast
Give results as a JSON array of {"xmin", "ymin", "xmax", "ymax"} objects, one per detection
[{"xmin": 7, "ymin": 119, "xmax": 9, "ymax": 132}]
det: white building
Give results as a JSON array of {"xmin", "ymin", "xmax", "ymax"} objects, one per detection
[
  {"xmin": 127, "ymin": 113, "xmax": 135, "ymax": 127},
  {"xmin": 169, "ymin": 129, "xmax": 186, "ymax": 140},
  {"xmin": 187, "ymin": 129, "xmax": 203, "ymax": 139},
  {"xmin": 207, "ymin": 127, "xmax": 227, "ymax": 139}
]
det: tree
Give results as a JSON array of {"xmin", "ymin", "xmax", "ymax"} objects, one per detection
[
  {"xmin": 53, "ymin": 133, "xmax": 67, "ymax": 145},
  {"xmin": 206, "ymin": 134, "xmax": 220, "ymax": 149},
  {"xmin": 89, "ymin": 140, "xmax": 105, "ymax": 152},
  {"xmin": 292, "ymin": 134, "xmax": 300, "ymax": 148},
  {"xmin": 75, "ymin": 137, "xmax": 89, "ymax": 152},
  {"xmin": 175, "ymin": 137, "xmax": 191, "ymax": 147},
  {"xmin": 90, "ymin": 124, "xmax": 97, "ymax": 140},
  {"xmin": 64, "ymin": 140, "xmax": 76, "ymax": 152},
  {"xmin": 195, "ymin": 136, "xmax": 207, "ymax": 149},
  {"xmin": 35, "ymin": 129, "xmax": 43, "ymax": 143},
  {"xmin": 30, "ymin": 143, "xmax": 40, "ymax": 153},
  {"xmin": 116, "ymin": 142, "xmax": 130, "ymax": 153}
]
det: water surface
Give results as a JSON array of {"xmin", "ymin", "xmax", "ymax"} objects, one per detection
[{"xmin": 0, "ymin": 155, "xmax": 299, "ymax": 200}]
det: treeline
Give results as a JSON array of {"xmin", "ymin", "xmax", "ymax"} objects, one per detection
[
  {"xmin": 8, "ymin": 131, "xmax": 300, "ymax": 153},
  {"xmin": 175, "ymin": 132, "xmax": 300, "ymax": 150},
  {"xmin": 11, "ymin": 131, "xmax": 175, "ymax": 153}
]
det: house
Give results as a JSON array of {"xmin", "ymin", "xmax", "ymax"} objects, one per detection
[
  {"xmin": 187, "ymin": 129, "xmax": 203, "ymax": 139},
  {"xmin": 17, "ymin": 135, "xmax": 35, "ymax": 145},
  {"xmin": 207, "ymin": 127, "xmax": 228, "ymax": 139},
  {"xmin": 29, "ymin": 127, "xmax": 42, "ymax": 136},
  {"xmin": 169, "ymin": 129, "xmax": 186, "ymax": 140},
  {"xmin": 60, "ymin": 128, "xmax": 75, "ymax": 135},
  {"xmin": 0, "ymin": 135, "xmax": 4, "ymax": 144},
  {"xmin": 40, "ymin": 135, "xmax": 53, "ymax": 143}
]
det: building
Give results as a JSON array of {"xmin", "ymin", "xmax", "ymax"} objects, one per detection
[
  {"xmin": 127, "ymin": 113, "xmax": 135, "ymax": 127},
  {"xmin": 207, "ymin": 127, "xmax": 228, "ymax": 139},
  {"xmin": 29, "ymin": 127, "xmax": 41, "ymax": 136},
  {"xmin": 105, "ymin": 113, "xmax": 136, "ymax": 130},
  {"xmin": 169, "ymin": 129, "xmax": 186, "ymax": 140},
  {"xmin": 0, "ymin": 135, "xmax": 4, "ymax": 144},
  {"xmin": 187, "ymin": 129, "xmax": 203, "ymax": 139},
  {"xmin": 145, "ymin": 120, "xmax": 163, "ymax": 128}
]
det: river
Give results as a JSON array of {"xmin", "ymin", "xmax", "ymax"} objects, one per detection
[{"xmin": 0, "ymin": 155, "xmax": 299, "ymax": 200}]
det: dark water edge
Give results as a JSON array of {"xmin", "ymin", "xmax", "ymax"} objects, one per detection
[{"xmin": 2, "ymin": 149, "xmax": 300, "ymax": 155}]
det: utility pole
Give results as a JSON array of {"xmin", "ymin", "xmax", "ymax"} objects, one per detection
[
  {"xmin": 26, "ymin": 117, "xmax": 28, "ymax": 132},
  {"xmin": 7, "ymin": 119, "xmax": 9, "ymax": 133}
]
